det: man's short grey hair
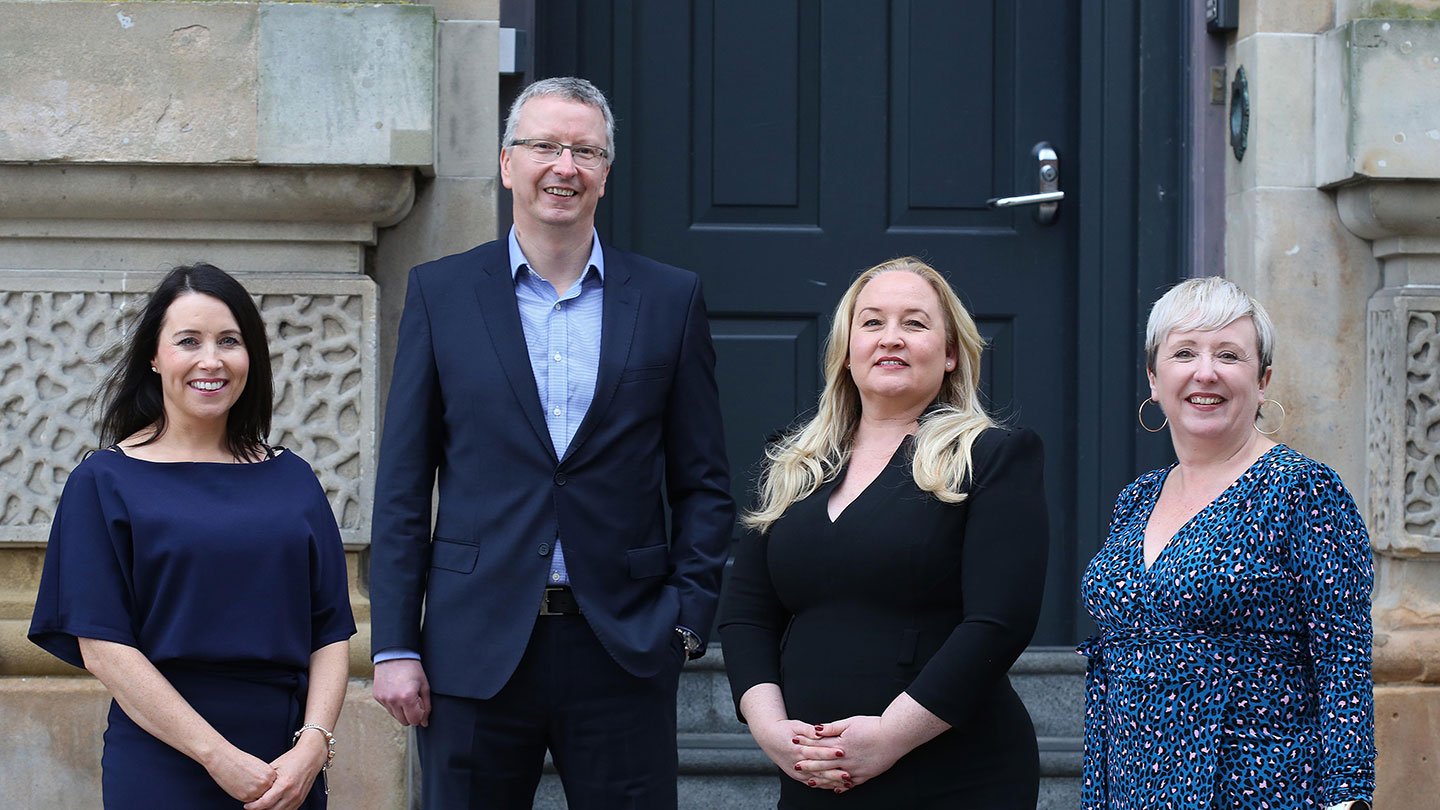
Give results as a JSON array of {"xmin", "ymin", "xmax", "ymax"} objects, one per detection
[
  {"xmin": 1144, "ymin": 276, "xmax": 1275, "ymax": 378},
  {"xmin": 502, "ymin": 77, "xmax": 616, "ymax": 164}
]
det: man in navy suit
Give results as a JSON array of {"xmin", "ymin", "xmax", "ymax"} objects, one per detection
[{"xmin": 369, "ymin": 77, "xmax": 734, "ymax": 809}]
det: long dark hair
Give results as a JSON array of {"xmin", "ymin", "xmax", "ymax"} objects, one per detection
[{"xmin": 97, "ymin": 264, "xmax": 273, "ymax": 461}]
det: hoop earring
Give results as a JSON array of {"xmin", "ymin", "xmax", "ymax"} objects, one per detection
[
  {"xmin": 1138, "ymin": 397, "xmax": 1167, "ymax": 433},
  {"xmin": 1255, "ymin": 399, "xmax": 1287, "ymax": 436}
]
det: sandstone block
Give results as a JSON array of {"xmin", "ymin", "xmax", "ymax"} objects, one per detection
[{"xmin": 1318, "ymin": 19, "xmax": 1440, "ymax": 186}]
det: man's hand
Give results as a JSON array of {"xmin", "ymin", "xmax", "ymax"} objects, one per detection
[{"xmin": 373, "ymin": 659, "xmax": 432, "ymax": 727}]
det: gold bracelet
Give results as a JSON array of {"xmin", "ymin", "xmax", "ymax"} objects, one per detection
[{"xmin": 292, "ymin": 723, "xmax": 336, "ymax": 795}]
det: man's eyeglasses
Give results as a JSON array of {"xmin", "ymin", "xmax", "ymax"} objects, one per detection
[{"xmin": 509, "ymin": 139, "xmax": 609, "ymax": 169}]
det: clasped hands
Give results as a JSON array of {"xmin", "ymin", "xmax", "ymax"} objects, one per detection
[
  {"xmin": 206, "ymin": 730, "xmax": 327, "ymax": 810},
  {"xmin": 756, "ymin": 715, "xmax": 904, "ymax": 795}
]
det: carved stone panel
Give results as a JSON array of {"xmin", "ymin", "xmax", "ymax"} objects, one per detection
[
  {"xmin": 1369, "ymin": 290, "xmax": 1440, "ymax": 554},
  {"xmin": 1369, "ymin": 305, "xmax": 1396, "ymax": 540},
  {"xmin": 0, "ymin": 272, "xmax": 376, "ymax": 545}
]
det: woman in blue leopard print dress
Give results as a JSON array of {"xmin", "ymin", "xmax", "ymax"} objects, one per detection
[{"xmin": 1080, "ymin": 277, "xmax": 1375, "ymax": 810}]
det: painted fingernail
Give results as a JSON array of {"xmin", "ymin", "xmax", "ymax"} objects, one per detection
[
  {"xmin": 794, "ymin": 764, "xmax": 802, "ymax": 771},
  {"xmin": 844, "ymin": 782, "xmax": 854, "ymax": 789},
  {"xmin": 834, "ymin": 750, "xmax": 844, "ymax": 757},
  {"xmin": 792, "ymin": 738, "xmax": 800, "ymax": 744},
  {"xmin": 807, "ymin": 780, "xmax": 817, "ymax": 787},
  {"xmin": 839, "ymin": 773, "xmax": 850, "ymax": 780},
  {"xmin": 834, "ymin": 788, "xmax": 844, "ymax": 794},
  {"xmin": 814, "ymin": 725, "xmax": 824, "ymax": 731}
]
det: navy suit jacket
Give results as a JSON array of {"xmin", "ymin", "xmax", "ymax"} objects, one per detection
[{"xmin": 369, "ymin": 239, "xmax": 735, "ymax": 700}]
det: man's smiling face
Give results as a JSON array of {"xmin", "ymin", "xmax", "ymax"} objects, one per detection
[{"xmin": 501, "ymin": 95, "xmax": 611, "ymax": 235}]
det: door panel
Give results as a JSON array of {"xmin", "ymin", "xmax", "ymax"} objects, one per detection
[
  {"xmin": 710, "ymin": 315, "xmax": 821, "ymax": 467},
  {"xmin": 704, "ymin": 1, "xmax": 814, "ymax": 213},
  {"xmin": 889, "ymin": 0, "xmax": 1006, "ymax": 227},
  {"xmin": 534, "ymin": 0, "xmax": 1142, "ymax": 645}
]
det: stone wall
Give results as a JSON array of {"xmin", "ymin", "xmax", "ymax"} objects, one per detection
[
  {"xmin": 1223, "ymin": 3, "xmax": 1378, "ymax": 489},
  {"xmin": 1228, "ymin": 2, "xmax": 1440, "ymax": 807},
  {"xmin": 0, "ymin": 2, "xmax": 502, "ymax": 807}
]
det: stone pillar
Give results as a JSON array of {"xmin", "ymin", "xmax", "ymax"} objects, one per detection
[
  {"xmin": 0, "ymin": 3, "xmax": 483, "ymax": 808},
  {"xmin": 1320, "ymin": 17, "xmax": 1440, "ymax": 809},
  {"xmin": 1223, "ymin": 3, "xmax": 1377, "ymax": 492}
]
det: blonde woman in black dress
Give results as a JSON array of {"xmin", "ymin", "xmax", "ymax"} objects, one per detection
[{"xmin": 719, "ymin": 257, "xmax": 1049, "ymax": 808}]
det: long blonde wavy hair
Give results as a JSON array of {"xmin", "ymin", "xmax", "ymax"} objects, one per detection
[{"xmin": 743, "ymin": 257, "xmax": 995, "ymax": 533}]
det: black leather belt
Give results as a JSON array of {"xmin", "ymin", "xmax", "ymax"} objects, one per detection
[{"xmin": 539, "ymin": 586, "xmax": 582, "ymax": 616}]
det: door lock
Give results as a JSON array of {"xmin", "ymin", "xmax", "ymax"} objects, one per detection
[{"xmin": 986, "ymin": 141, "xmax": 1063, "ymax": 225}]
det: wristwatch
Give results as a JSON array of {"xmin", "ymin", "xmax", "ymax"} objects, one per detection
[
  {"xmin": 1326, "ymin": 801, "xmax": 1372, "ymax": 810},
  {"xmin": 674, "ymin": 626, "xmax": 701, "ymax": 659}
]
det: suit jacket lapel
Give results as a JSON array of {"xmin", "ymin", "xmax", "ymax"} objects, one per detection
[
  {"xmin": 475, "ymin": 251, "xmax": 558, "ymax": 464},
  {"xmin": 562, "ymin": 247, "xmax": 638, "ymax": 465}
]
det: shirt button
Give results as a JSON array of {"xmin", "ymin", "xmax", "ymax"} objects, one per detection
[
  {"xmin": 551, "ymin": 572, "xmax": 562, "ymax": 582},
  {"xmin": 554, "ymin": 302, "xmax": 564, "ymax": 311},
  {"xmin": 552, "ymin": 406, "xmax": 562, "ymax": 416},
  {"xmin": 553, "ymin": 353, "xmax": 562, "ymax": 362},
  {"xmin": 554, "ymin": 472, "xmax": 568, "ymax": 486},
  {"xmin": 538, "ymin": 542, "xmax": 551, "ymax": 556}
]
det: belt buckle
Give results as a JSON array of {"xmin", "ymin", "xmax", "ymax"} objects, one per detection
[{"xmin": 539, "ymin": 587, "xmax": 564, "ymax": 616}]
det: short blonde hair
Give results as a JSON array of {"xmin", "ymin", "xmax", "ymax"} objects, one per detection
[
  {"xmin": 743, "ymin": 257, "xmax": 994, "ymax": 532},
  {"xmin": 1145, "ymin": 277, "xmax": 1274, "ymax": 378}
]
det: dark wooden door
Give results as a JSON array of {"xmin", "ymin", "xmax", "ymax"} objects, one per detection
[{"xmin": 532, "ymin": 0, "xmax": 1186, "ymax": 645}]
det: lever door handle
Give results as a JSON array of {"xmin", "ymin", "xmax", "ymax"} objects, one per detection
[
  {"xmin": 988, "ymin": 191, "xmax": 1064, "ymax": 208},
  {"xmin": 986, "ymin": 142, "xmax": 1062, "ymax": 225}
]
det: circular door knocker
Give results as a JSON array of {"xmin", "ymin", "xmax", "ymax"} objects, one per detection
[{"xmin": 1230, "ymin": 66, "xmax": 1249, "ymax": 161}]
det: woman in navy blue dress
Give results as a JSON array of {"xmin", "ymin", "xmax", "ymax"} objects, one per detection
[
  {"xmin": 1079, "ymin": 277, "xmax": 1374, "ymax": 810},
  {"xmin": 29, "ymin": 264, "xmax": 356, "ymax": 810}
]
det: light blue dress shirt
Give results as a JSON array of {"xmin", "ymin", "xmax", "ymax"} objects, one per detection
[{"xmin": 508, "ymin": 226, "xmax": 605, "ymax": 586}]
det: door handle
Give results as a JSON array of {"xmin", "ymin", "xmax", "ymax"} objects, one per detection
[
  {"xmin": 986, "ymin": 141, "xmax": 1063, "ymax": 225},
  {"xmin": 988, "ymin": 191, "xmax": 1064, "ymax": 207}
]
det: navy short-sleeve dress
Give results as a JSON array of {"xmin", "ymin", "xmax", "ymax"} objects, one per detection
[{"xmin": 29, "ymin": 447, "xmax": 357, "ymax": 810}]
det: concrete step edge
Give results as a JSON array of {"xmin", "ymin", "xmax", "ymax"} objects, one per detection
[
  {"xmin": 686, "ymin": 646, "xmax": 1088, "ymax": 676},
  {"xmin": 668, "ymin": 733, "xmax": 1084, "ymax": 776},
  {"xmin": 542, "ymin": 732, "xmax": 1084, "ymax": 777}
]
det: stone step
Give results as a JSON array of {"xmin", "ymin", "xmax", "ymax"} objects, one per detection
[
  {"xmin": 535, "ymin": 733, "xmax": 1081, "ymax": 809},
  {"xmin": 1009, "ymin": 645, "xmax": 1088, "ymax": 740},
  {"xmin": 532, "ymin": 645, "xmax": 1087, "ymax": 809},
  {"xmin": 675, "ymin": 645, "xmax": 1087, "ymax": 737}
]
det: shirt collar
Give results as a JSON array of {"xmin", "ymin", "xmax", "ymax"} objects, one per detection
[{"xmin": 508, "ymin": 226, "xmax": 605, "ymax": 284}]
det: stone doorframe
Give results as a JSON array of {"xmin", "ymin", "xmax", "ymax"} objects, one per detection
[
  {"xmin": 1317, "ymin": 20, "xmax": 1440, "ymax": 688},
  {"xmin": 1317, "ymin": 17, "xmax": 1440, "ymax": 808}
]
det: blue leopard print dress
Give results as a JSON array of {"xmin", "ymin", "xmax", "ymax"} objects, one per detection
[{"xmin": 1079, "ymin": 445, "xmax": 1375, "ymax": 809}]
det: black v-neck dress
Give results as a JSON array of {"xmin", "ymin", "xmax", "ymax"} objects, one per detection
[{"xmin": 720, "ymin": 427, "xmax": 1049, "ymax": 809}]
